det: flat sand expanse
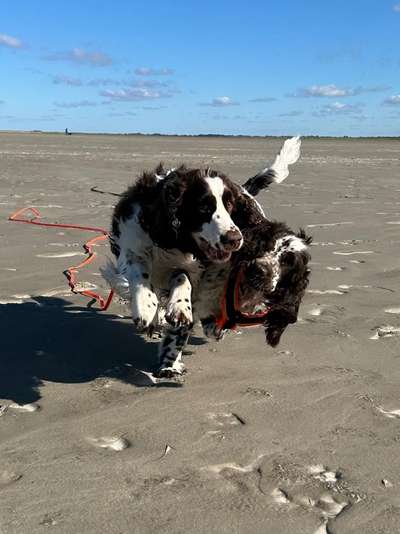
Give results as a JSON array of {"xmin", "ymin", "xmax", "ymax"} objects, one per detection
[{"xmin": 1, "ymin": 133, "xmax": 400, "ymax": 533}]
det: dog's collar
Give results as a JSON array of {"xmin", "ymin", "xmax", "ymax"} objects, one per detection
[{"xmin": 215, "ymin": 262, "xmax": 270, "ymax": 331}]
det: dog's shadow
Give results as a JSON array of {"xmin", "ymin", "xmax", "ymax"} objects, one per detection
[{"xmin": 1, "ymin": 297, "xmax": 203, "ymax": 405}]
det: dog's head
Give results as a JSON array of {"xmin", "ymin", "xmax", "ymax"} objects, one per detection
[
  {"xmin": 158, "ymin": 165, "xmax": 243, "ymax": 262},
  {"xmin": 235, "ymin": 221, "xmax": 311, "ymax": 346}
]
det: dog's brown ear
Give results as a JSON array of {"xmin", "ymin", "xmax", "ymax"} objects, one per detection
[
  {"xmin": 264, "ymin": 306, "xmax": 297, "ymax": 347},
  {"xmin": 162, "ymin": 174, "xmax": 185, "ymax": 233}
]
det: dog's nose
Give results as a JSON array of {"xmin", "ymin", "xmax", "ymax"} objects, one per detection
[{"xmin": 220, "ymin": 230, "xmax": 242, "ymax": 249}]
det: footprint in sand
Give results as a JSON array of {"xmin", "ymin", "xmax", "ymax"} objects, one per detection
[
  {"xmin": 202, "ymin": 453, "xmax": 266, "ymax": 479},
  {"xmin": 207, "ymin": 412, "xmax": 246, "ymax": 427},
  {"xmin": 370, "ymin": 326, "xmax": 400, "ymax": 340},
  {"xmin": 376, "ymin": 406, "xmax": 400, "ymax": 419},
  {"xmin": 270, "ymin": 463, "xmax": 351, "ymax": 533},
  {"xmin": 88, "ymin": 436, "xmax": 130, "ymax": 451},
  {"xmin": 385, "ymin": 307, "xmax": 400, "ymax": 314},
  {"xmin": 0, "ymin": 470, "xmax": 22, "ymax": 487},
  {"xmin": 307, "ymin": 306, "xmax": 323, "ymax": 317}
]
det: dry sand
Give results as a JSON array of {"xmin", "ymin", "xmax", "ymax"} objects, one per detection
[{"xmin": 1, "ymin": 132, "xmax": 400, "ymax": 533}]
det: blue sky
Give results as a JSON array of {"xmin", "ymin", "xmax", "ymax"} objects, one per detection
[{"xmin": 1, "ymin": 0, "xmax": 400, "ymax": 136}]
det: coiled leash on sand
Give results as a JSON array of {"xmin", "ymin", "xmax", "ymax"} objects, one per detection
[{"xmin": 8, "ymin": 207, "xmax": 114, "ymax": 310}]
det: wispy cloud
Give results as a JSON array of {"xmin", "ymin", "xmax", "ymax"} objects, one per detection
[
  {"xmin": 108, "ymin": 111, "xmax": 137, "ymax": 117},
  {"xmin": 313, "ymin": 101, "xmax": 365, "ymax": 116},
  {"xmin": 213, "ymin": 114, "xmax": 245, "ymax": 120},
  {"xmin": 54, "ymin": 100, "xmax": 98, "ymax": 108},
  {"xmin": 279, "ymin": 110, "xmax": 304, "ymax": 117},
  {"xmin": 290, "ymin": 84, "xmax": 390, "ymax": 98},
  {"xmin": 393, "ymin": 3, "xmax": 400, "ymax": 12},
  {"xmin": 88, "ymin": 78, "xmax": 121, "ymax": 87},
  {"xmin": 290, "ymin": 84, "xmax": 354, "ymax": 97},
  {"xmin": 43, "ymin": 48, "xmax": 113, "ymax": 67},
  {"xmin": 200, "ymin": 96, "xmax": 239, "ymax": 107},
  {"xmin": 248, "ymin": 97, "xmax": 277, "ymax": 103},
  {"xmin": 358, "ymin": 85, "xmax": 391, "ymax": 93},
  {"xmin": 383, "ymin": 94, "xmax": 400, "ymax": 105},
  {"xmin": 53, "ymin": 75, "xmax": 82, "ymax": 86},
  {"xmin": 134, "ymin": 67, "xmax": 174, "ymax": 76},
  {"xmin": 0, "ymin": 33, "xmax": 24, "ymax": 49},
  {"xmin": 100, "ymin": 88, "xmax": 173, "ymax": 101}
]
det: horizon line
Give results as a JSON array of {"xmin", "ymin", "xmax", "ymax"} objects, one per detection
[{"xmin": 0, "ymin": 129, "xmax": 400, "ymax": 140}]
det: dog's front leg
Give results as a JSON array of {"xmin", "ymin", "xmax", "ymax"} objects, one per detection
[
  {"xmin": 155, "ymin": 324, "xmax": 192, "ymax": 378},
  {"xmin": 165, "ymin": 271, "xmax": 193, "ymax": 328},
  {"xmin": 119, "ymin": 249, "xmax": 158, "ymax": 331}
]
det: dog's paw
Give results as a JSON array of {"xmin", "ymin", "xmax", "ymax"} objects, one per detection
[
  {"xmin": 201, "ymin": 320, "xmax": 225, "ymax": 341},
  {"xmin": 131, "ymin": 287, "xmax": 158, "ymax": 331},
  {"xmin": 165, "ymin": 299, "xmax": 193, "ymax": 328},
  {"xmin": 155, "ymin": 361, "xmax": 186, "ymax": 379}
]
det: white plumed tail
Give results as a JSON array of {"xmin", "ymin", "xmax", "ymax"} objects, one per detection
[{"xmin": 268, "ymin": 136, "xmax": 301, "ymax": 183}]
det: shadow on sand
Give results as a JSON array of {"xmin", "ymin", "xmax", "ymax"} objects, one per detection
[{"xmin": 1, "ymin": 297, "xmax": 206, "ymax": 404}]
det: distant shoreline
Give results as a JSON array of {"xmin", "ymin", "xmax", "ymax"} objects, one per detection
[{"xmin": 0, "ymin": 129, "xmax": 399, "ymax": 140}]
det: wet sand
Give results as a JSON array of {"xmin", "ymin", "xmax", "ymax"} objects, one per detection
[{"xmin": 1, "ymin": 132, "xmax": 400, "ymax": 533}]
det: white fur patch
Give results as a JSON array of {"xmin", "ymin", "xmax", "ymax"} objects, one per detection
[
  {"xmin": 193, "ymin": 177, "xmax": 241, "ymax": 249},
  {"xmin": 265, "ymin": 235, "xmax": 308, "ymax": 291}
]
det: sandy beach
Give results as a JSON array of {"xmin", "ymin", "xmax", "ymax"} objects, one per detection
[{"xmin": 1, "ymin": 132, "xmax": 400, "ymax": 533}]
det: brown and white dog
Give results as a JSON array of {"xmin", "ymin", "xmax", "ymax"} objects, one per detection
[
  {"xmin": 101, "ymin": 137, "xmax": 303, "ymax": 373},
  {"xmin": 157, "ymin": 220, "xmax": 311, "ymax": 377}
]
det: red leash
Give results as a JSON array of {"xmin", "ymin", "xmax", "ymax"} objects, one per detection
[{"xmin": 8, "ymin": 207, "xmax": 114, "ymax": 310}]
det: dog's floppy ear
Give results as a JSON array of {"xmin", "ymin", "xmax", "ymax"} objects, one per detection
[
  {"xmin": 162, "ymin": 173, "xmax": 185, "ymax": 233},
  {"xmin": 264, "ymin": 305, "xmax": 298, "ymax": 347},
  {"xmin": 264, "ymin": 247, "xmax": 311, "ymax": 347}
]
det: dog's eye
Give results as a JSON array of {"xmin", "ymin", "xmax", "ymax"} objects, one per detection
[{"xmin": 222, "ymin": 190, "xmax": 234, "ymax": 212}]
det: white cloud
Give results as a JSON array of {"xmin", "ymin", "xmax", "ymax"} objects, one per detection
[
  {"xmin": 53, "ymin": 75, "xmax": 82, "ymax": 86},
  {"xmin": 100, "ymin": 87, "xmax": 173, "ymax": 101},
  {"xmin": 279, "ymin": 110, "xmax": 303, "ymax": 117},
  {"xmin": 43, "ymin": 48, "xmax": 112, "ymax": 66},
  {"xmin": 293, "ymin": 84, "xmax": 353, "ymax": 97},
  {"xmin": 0, "ymin": 33, "xmax": 24, "ymax": 49},
  {"xmin": 290, "ymin": 84, "xmax": 390, "ymax": 98},
  {"xmin": 248, "ymin": 97, "xmax": 277, "ymax": 103},
  {"xmin": 383, "ymin": 95, "xmax": 400, "ymax": 105},
  {"xmin": 135, "ymin": 67, "xmax": 174, "ymax": 76},
  {"xmin": 200, "ymin": 96, "xmax": 239, "ymax": 107},
  {"xmin": 393, "ymin": 3, "xmax": 400, "ymax": 12},
  {"xmin": 314, "ymin": 101, "xmax": 365, "ymax": 117},
  {"xmin": 88, "ymin": 78, "xmax": 120, "ymax": 87},
  {"xmin": 54, "ymin": 100, "xmax": 98, "ymax": 108}
]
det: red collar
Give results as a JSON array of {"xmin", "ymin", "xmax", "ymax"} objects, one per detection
[{"xmin": 215, "ymin": 263, "xmax": 270, "ymax": 331}]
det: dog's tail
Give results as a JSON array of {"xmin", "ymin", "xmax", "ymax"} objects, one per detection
[
  {"xmin": 99, "ymin": 259, "xmax": 131, "ymax": 301},
  {"xmin": 242, "ymin": 136, "xmax": 301, "ymax": 196}
]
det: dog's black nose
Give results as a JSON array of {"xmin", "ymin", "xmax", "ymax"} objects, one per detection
[{"xmin": 220, "ymin": 230, "xmax": 242, "ymax": 249}]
